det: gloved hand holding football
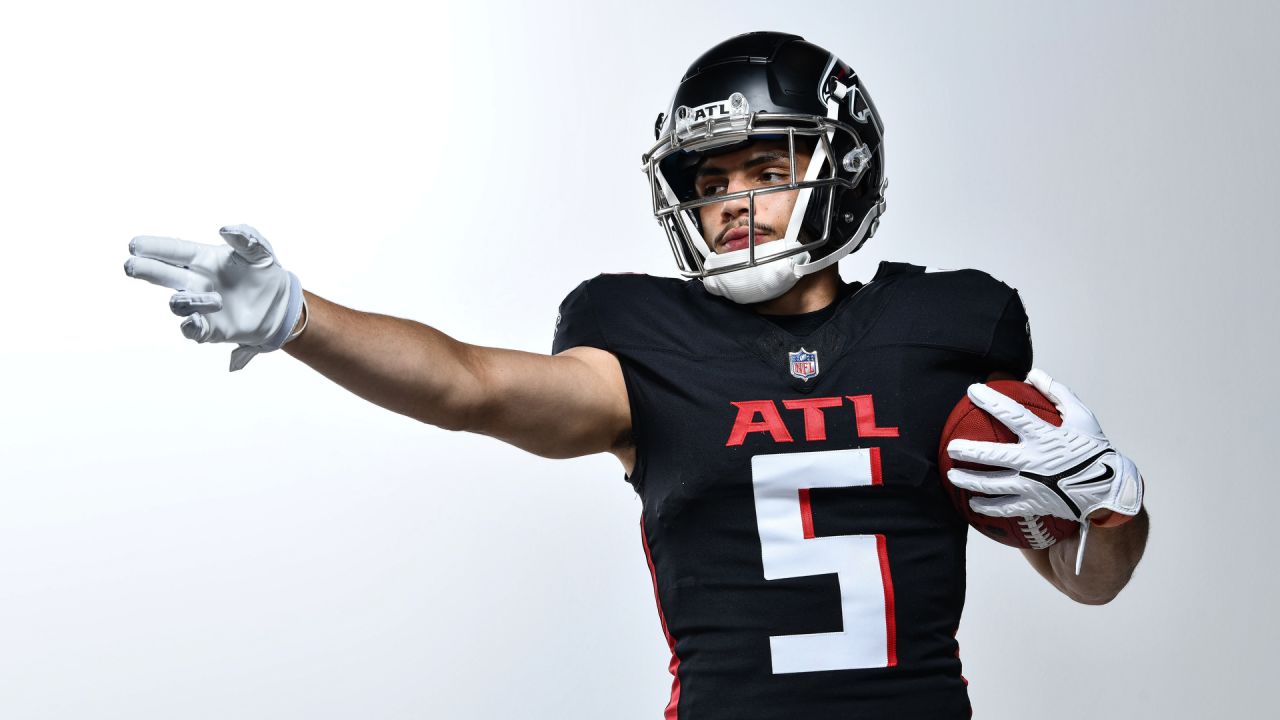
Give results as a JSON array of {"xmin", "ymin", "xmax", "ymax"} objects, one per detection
[{"xmin": 942, "ymin": 369, "xmax": 1144, "ymax": 573}]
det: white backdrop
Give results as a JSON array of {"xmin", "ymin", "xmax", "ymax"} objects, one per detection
[{"xmin": 2, "ymin": 1, "xmax": 1277, "ymax": 717}]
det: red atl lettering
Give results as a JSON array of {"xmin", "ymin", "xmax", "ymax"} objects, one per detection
[
  {"xmin": 847, "ymin": 395, "xmax": 900, "ymax": 438},
  {"xmin": 726, "ymin": 400, "xmax": 795, "ymax": 446},
  {"xmin": 781, "ymin": 397, "xmax": 844, "ymax": 442},
  {"xmin": 726, "ymin": 394, "xmax": 900, "ymax": 446}
]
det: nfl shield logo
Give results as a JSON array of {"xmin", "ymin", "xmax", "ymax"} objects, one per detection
[{"xmin": 788, "ymin": 348, "xmax": 820, "ymax": 381}]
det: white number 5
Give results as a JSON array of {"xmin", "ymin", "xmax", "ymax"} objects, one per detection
[{"xmin": 751, "ymin": 447, "xmax": 898, "ymax": 674}]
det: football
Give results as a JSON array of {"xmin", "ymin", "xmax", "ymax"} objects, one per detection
[{"xmin": 938, "ymin": 380, "xmax": 1079, "ymax": 549}]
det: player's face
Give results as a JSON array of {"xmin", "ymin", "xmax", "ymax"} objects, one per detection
[{"xmin": 693, "ymin": 139, "xmax": 814, "ymax": 254}]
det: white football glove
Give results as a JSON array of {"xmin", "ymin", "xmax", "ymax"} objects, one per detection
[
  {"xmin": 946, "ymin": 368, "xmax": 1144, "ymax": 573},
  {"xmin": 124, "ymin": 224, "xmax": 304, "ymax": 371}
]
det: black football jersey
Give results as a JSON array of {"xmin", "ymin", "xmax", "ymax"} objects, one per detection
[{"xmin": 552, "ymin": 262, "xmax": 1032, "ymax": 720}]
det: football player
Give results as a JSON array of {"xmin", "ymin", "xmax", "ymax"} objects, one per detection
[{"xmin": 124, "ymin": 31, "xmax": 1148, "ymax": 720}]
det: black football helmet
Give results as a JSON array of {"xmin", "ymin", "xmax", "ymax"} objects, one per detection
[{"xmin": 641, "ymin": 32, "xmax": 886, "ymax": 302}]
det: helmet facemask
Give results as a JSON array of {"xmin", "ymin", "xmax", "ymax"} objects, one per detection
[
  {"xmin": 643, "ymin": 96, "xmax": 878, "ymax": 302},
  {"xmin": 641, "ymin": 33, "xmax": 887, "ymax": 303}
]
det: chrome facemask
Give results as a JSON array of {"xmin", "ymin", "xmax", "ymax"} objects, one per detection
[{"xmin": 640, "ymin": 91, "xmax": 874, "ymax": 282}]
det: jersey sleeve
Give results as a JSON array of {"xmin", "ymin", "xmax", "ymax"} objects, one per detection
[
  {"xmin": 551, "ymin": 279, "xmax": 608, "ymax": 354},
  {"xmin": 986, "ymin": 290, "xmax": 1033, "ymax": 378}
]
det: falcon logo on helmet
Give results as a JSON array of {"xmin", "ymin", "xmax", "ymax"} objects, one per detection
[{"xmin": 641, "ymin": 32, "xmax": 888, "ymax": 305}]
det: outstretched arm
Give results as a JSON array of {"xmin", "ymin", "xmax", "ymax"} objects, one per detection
[
  {"xmin": 283, "ymin": 291, "xmax": 632, "ymax": 461},
  {"xmin": 125, "ymin": 226, "xmax": 633, "ymax": 466}
]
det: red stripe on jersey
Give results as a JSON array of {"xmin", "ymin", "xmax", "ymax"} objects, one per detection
[
  {"xmin": 876, "ymin": 533, "xmax": 898, "ymax": 667},
  {"xmin": 798, "ymin": 488, "xmax": 815, "ymax": 539},
  {"xmin": 641, "ymin": 515, "xmax": 681, "ymax": 719},
  {"xmin": 869, "ymin": 446, "xmax": 884, "ymax": 486}
]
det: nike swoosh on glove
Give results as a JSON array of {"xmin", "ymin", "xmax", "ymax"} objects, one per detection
[
  {"xmin": 946, "ymin": 368, "xmax": 1143, "ymax": 573},
  {"xmin": 124, "ymin": 224, "xmax": 304, "ymax": 371}
]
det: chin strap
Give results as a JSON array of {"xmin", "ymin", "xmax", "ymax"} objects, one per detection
[{"xmin": 701, "ymin": 239, "xmax": 808, "ymax": 303}]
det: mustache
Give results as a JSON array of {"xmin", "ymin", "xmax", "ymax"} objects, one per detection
[{"xmin": 715, "ymin": 221, "xmax": 777, "ymax": 246}]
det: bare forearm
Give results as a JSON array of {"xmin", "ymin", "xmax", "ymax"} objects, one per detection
[
  {"xmin": 1037, "ymin": 508, "xmax": 1150, "ymax": 604},
  {"xmin": 282, "ymin": 290, "xmax": 481, "ymax": 430}
]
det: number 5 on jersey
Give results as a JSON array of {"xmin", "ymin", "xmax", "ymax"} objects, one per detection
[{"xmin": 751, "ymin": 447, "xmax": 897, "ymax": 674}]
